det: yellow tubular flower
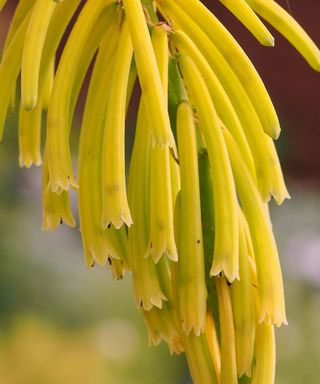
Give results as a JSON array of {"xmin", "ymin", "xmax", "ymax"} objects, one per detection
[
  {"xmin": 252, "ymin": 324, "xmax": 276, "ymax": 384},
  {"xmin": 42, "ymin": 58, "xmax": 54, "ymax": 111},
  {"xmin": 68, "ymin": 7, "xmax": 115, "ymax": 129},
  {"xmin": 219, "ymin": 0, "xmax": 274, "ymax": 46},
  {"xmin": 143, "ymin": 198, "xmax": 182, "ymax": 350},
  {"xmin": 170, "ymin": 30, "xmax": 256, "ymax": 179},
  {"xmin": 78, "ymin": 15, "xmax": 122, "ymax": 267},
  {"xmin": 143, "ymin": 302, "xmax": 184, "ymax": 354},
  {"xmin": 179, "ymin": 55, "xmax": 239, "ymax": 283},
  {"xmin": 148, "ymin": 146, "xmax": 178, "ymax": 262},
  {"xmin": 176, "ymin": 101, "xmax": 207, "ymax": 335},
  {"xmin": 205, "ymin": 311, "xmax": 221, "ymax": 381},
  {"xmin": 0, "ymin": 11, "xmax": 31, "ymax": 141},
  {"xmin": 2, "ymin": 0, "xmax": 34, "ymax": 52},
  {"xmin": 122, "ymin": 0, "xmax": 175, "ymax": 148},
  {"xmin": 215, "ymin": 277, "xmax": 238, "ymax": 384},
  {"xmin": 37, "ymin": 0, "xmax": 84, "ymax": 233},
  {"xmin": 152, "ymin": 25, "xmax": 169, "ymax": 93},
  {"xmin": 18, "ymin": 99, "xmax": 42, "ymax": 168},
  {"xmin": 197, "ymin": 147, "xmax": 223, "ymax": 381},
  {"xmin": 246, "ymin": 0, "xmax": 320, "ymax": 71},
  {"xmin": 161, "ymin": 4, "xmax": 284, "ymax": 202},
  {"xmin": 109, "ymin": 258, "xmax": 125, "ymax": 281},
  {"xmin": 223, "ymin": 128, "xmax": 286, "ymax": 326},
  {"xmin": 102, "ymin": 19, "xmax": 133, "ymax": 229},
  {"xmin": 21, "ymin": 0, "xmax": 56, "ymax": 110},
  {"xmin": 264, "ymin": 136, "xmax": 290, "ymax": 205},
  {"xmin": 169, "ymin": 154, "xmax": 180, "ymax": 207},
  {"xmin": 156, "ymin": 256, "xmax": 175, "ymax": 304},
  {"xmin": 231, "ymin": 211, "xmax": 256, "ymax": 378},
  {"xmin": 18, "ymin": 0, "xmax": 84, "ymax": 169},
  {"xmin": 1, "ymin": 0, "xmax": 36, "ymax": 113},
  {"xmin": 0, "ymin": 0, "xmax": 6, "ymax": 12},
  {"xmin": 35, "ymin": 0, "xmax": 82, "ymax": 102},
  {"xmin": 23, "ymin": 0, "xmax": 82, "ymax": 144},
  {"xmin": 184, "ymin": 331, "xmax": 218, "ymax": 384},
  {"xmin": 146, "ymin": 26, "xmax": 177, "ymax": 262},
  {"xmin": 128, "ymin": 102, "xmax": 167, "ymax": 310},
  {"xmin": 46, "ymin": 0, "xmax": 113, "ymax": 194},
  {"xmin": 41, "ymin": 153, "xmax": 75, "ymax": 231},
  {"xmin": 158, "ymin": 0, "xmax": 281, "ymax": 139},
  {"xmin": 175, "ymin": 190, "xmax": 218, "ymax": 384},
  {"xmin": 40, "ymin": 1, "xmax": 84, "ymax": 233}
]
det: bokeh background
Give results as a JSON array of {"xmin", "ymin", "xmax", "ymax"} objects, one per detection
[{"xmin": 0, "ymin": 1, "xmax": 319, "ymax": 383}]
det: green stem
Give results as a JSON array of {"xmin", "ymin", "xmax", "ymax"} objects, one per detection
[{"xmin": 142, "ymin": 0, "xmax": 159, "ymax": 24}]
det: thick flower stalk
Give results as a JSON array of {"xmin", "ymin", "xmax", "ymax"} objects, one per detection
[{"xmin": 0, "ymin": 0, "xmax": 319, "ymax": 382}]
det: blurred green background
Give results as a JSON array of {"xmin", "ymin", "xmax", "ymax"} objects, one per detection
[
  {"xmin": 1, "ymin": 116, "xmax": 320, "ymax": 384},
  {"xmin": 1, "ymin": 1, "xmax": 320, "ymax": 383}
]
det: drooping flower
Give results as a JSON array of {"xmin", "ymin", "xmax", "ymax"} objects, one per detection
[{"xmin": 0, "ymin": 0, "xmax": 319, "ymax": 382}]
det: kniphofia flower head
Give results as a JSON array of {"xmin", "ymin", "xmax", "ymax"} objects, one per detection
[{"xmin": 0, "ymin": 0, "xmax": 319, "ymax": 382}]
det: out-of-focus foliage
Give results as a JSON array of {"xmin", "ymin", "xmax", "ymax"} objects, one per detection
[
  {"xmin": 0, "ymin": 316, "xmax": 186, "ymax": 384},
  {"xmin": 0, "ymin": 130, "xmax": 319, "ymax": 383},
  {"xmin": 0, "ymin": 115, "xmax": 186, "ymax": 384}
]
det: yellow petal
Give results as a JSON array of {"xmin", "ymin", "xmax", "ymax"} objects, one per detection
[
  {"xmin": 179, "ymin": 55, "xmax": 239, "ymax": 282},
  {"xmin": 223, "ymin": 128, "xmax": 287, "ymax": 326},
  {"xmin": 176, "ymin": 101, "xmax": 207, "ymax": 335}
]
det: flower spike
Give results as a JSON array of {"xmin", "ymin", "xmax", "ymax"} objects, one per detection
[{"xmin": 1, "ymin": 1, "xmax": 319, "ymax": 381}]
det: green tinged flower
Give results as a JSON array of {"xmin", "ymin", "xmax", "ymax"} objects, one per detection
[{"xmin": 0, "ymin": 0, "xmax": 319, "ymax": 382}]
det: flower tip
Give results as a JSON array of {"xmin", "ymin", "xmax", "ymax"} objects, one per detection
[
  {"xmin": 209, "ymin": 266, "xmax": 222, "ymax": 279},
  {"xmin": 19, "ymin": 157, "xmax": 32, "ymax": 169},
  {"xmin": 272, "ymin": 126, "xmax": 281, "ymax": 140},
  {"xmin": 41, "ymin": 221, "xmax": 54, "ymax": 232},
  {"xmin": 21, "ymin": 97, "xmax": 37, "ymax": 112},
  {"xmin": 210, "ymin": 262, "xmax": 239, "ymax": 283},
  {"xmin": 151, "ymin": 131, "xmax": 177, "ymax": 154},
  {"xmin": 166, "ymin": 247, "xmax": 178, "ymax": 263},
  {"xmin": 19, "ymin": 154, "xmax": 42, "ymax": 169},
  {"xmin": 145, "ymin": 243, "xmax": 177, "ymax": 264},
  {"xmin": 228, "ymin": 271, "xmax": 240, "ymax": 283},
  {"xmin": 48, "ymin": 174, "xmax": 78, "ymax": 194},
  {"xmin": 313, "ymin": 58, "xmax": 320, "ymax": 72},
  {"xmin": 258, "ymin": 306, "xmax": 287, "ymax": 328},
  {"xmin": 137, "ymin": 291, "xmax": 167, "ymax": 311},
  {"xmin": 102, "ymin": 213, "xmax": 132, "ymax": 231},
  {"xmin": 273, "ymin": 188, "xmax": 291, "ymax": 205},
  {"xmin": 144, "ymin": 247, "xmax": 162, "ymax": 264},
  {"xmin": 121, "ymin": 212, "xmax": 133, "ymax": 228},
  {"xmin": 263, "ymin": 35, "xmax": 275, "ymax": 48},
  {"xmin": 68, "ymin": 176, "xmax": 79, "ymax": 190},
  {"xmin": 182, "ymin": 319, "xmax": 204, "ymax": 337}
]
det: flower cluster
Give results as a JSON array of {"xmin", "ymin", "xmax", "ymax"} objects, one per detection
[{"xmin": 0, "ymin": 0, "xmax": 319, "ymax": 382}]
